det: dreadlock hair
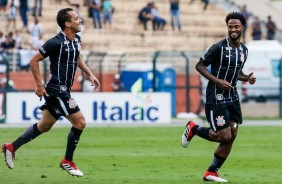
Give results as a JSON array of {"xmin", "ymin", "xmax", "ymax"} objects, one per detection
[{"xmin": 225, "ymin": 12, "xmax": 247, "ymax": 27}]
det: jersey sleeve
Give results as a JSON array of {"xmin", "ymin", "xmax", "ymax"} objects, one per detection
[
  {"xmin": 199, "ymin": 44, "xmax": 219, "ymax": 67},
  {"xmin": 241, "ymin": 46, "xmax": 248, "ymax": 69},
  {"xmin": 39, "ymin": 38, "xmax": 56, "ymax": 58}
]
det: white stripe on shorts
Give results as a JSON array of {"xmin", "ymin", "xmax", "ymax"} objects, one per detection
[
  {"xmin": 56, "ymin": 97, "xmax": 69, "ymax": 115},
  {"xmin": 210, "ymin": 110, "xmax": 217, "ymax": 131}
]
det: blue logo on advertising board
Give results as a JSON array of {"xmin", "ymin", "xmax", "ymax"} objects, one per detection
[{"xmin": 93, "ymin": 101, "xmax": 158, "ymax": 121}]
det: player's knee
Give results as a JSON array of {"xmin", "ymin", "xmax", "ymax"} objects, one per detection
[
  {"xmin": 75, "ymin": 117, "xmax": 86, "ymax": 130},
  {"xmin": 218, "ymin": 134, "xmax": 232, "ymax": 143},
  {"xmin": 231, "ymin": 131, "xmax": 237, "ymax": 141},
  {"xmin": 38, "ymin": 124, "xmax": 53, "ymax": 133},
  {"xmin": 79, "ymin": 121, "xmax": 86, "ymax": 130}
]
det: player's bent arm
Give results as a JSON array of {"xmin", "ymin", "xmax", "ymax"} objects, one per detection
[
  {"xmin": 238, "ymin": 71, "xmax": 256, "ymax": 85},
  {"xmin": 30, "ymin": 51, "xmax": 45, "ymax": 87},
  {"xmin": 237, "ymin": 71, "xmax": 249, "ymax": 82},
  {"xmin": 196, "ymin": 61, "xmax": 234, "ymax": 90},
  {"xmin": 195, "ymin": 61, "xmax": 220, "ymax": 85}
]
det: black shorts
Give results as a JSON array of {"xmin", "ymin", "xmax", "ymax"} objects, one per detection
[
  {"xmin": 205, "ymin": 100, "xmax": 242, "ymax": 132},
  {"xmin": 39, "ymin": 96, "xmax": 80, "ymax": 120}
]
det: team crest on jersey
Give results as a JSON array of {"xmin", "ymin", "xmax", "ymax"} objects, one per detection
[
  {"xmin": 216, "ymin": 116, "xmax": 226, "ymax": 126},
  {"xmin": 240, "ymin": 52, "xmax": 245, "ymax": 62},
  {"xmin": 216, "ymin": 94, "xmax": 223, "ymax": 100},
  {"xmin": 67, "ymin": 98, "xmax": 77, "ymax": 109}
]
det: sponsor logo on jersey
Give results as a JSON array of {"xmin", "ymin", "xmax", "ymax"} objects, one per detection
[
  {"xmin": 216, "ymin": 94, "xmax": 223, "ymax": 100},
  {"xmin": 60, "ymin": 85, "xmax": 67, "ymax": 92},
  {"xmin": 39, "ymin": 46, "xmax": 46, "ymax": 54}
]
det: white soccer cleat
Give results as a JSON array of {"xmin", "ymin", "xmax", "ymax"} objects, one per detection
[
  {"xmin": 2, "ymin": 143, "xmax": 15, "ymax": 169},
  {"xmin": 60, "ymin": 158, "xmax": 83, "ymax": 177},
  {"xmin": 181, "ymin": 133, "xmax": 189, "ymax": 148},
  {"xmin": 181, "ymin": 121, "xmax": 196, "ymax": 148},
  {"xmin": 203, "ymin": 171, "xmax": 228, "ymax": 182}
]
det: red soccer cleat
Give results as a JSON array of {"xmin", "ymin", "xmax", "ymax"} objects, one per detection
[{"xmin": 181, "ymin": 121, "xmax": 196, "ymax": 148}]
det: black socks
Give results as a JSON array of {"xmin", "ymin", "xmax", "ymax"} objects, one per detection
[
  {"xmin": 65, "ymin": 126, "xmax": 83, "ymax": 161},
  {"xmin": 192, "ymin": 125, "xmax": 210, "ymax": 140},
  {"xmin": 208, "ymin": 153, "xmax": 226, "ymax": 172},
  {"xmin": 12, "ymin": 123, "xmax": 42, "ymax": 151}
]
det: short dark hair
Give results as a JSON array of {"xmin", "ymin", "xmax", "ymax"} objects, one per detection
[
  {"xmin": 57, "ymin": 8, "xmax": 74, "ymax": 30},
  {"xmin": 225, "ymin": 12, "xmax": 247, "ymax": 27}
]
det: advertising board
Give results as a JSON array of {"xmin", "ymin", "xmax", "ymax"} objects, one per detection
[{"xmin": 6, "ymin": 92, "xmax": 171, "ymax": 124}]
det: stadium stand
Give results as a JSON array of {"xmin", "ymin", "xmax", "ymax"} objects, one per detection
[{"xmin": 0, "ymin": 0, "xmax": 233, "ymax": 52}]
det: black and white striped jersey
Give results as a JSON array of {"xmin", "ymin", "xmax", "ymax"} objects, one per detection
[
  {"xmin": 39, "ymin": 32, "xmax": 81, "ymax": 98},
  {"xmin": 199, "ymin": 38, "xmax": 248, "ymax": 104}
]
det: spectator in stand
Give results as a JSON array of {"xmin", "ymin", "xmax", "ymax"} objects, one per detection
[
  {"xmin": 7, "ymin": 0, "xmax": 19, "ymax": 29},
  {"xmin": 20, "ymin": 33, "xmax": 44, "ymax": 70},
  {"xmin": 1, "ymin": 32, "xmax": 15, "ymax": 52},
  {"xmin": 0, "ymin": 31, "xmax": 5, "ymax": 55},
  {"xmin": 0, "ymin": 31, "xmax": 4, "ymax": 44},
  {"xmin": 1, "ymin": 32, "xmax": 15, "ymax": 59},
  {"xmin": 29, "ymin": 33, "xmax": 44, "ymax": 50},
  {"xmin": 111, "ymin": 73, "xmax": 126, "ymax": 92},
  {"xmin": 138, "ymin": 2, "xmax": 154, "ymax": 30},
  {"xmin": 251, "ymin": 16, "xmax": 262, "ymax": 40},
  {"xmin": 29, "ymin": 17, "xmax": 44, "ymax": 38},
  {"xmin": 102, "ymin": 0, "xmax": 113, "ymax": 31},
  {"xmin": 170, "ymin": 0, "xmax": 181, "ymax": 31},
  {"xmin": 77, "ymin": 73, "xmax": 97, "ymax": 92},
  {"xmin": 32, "ymin": 0, "xmax": 42, "ymax": 17},
  {"xmin": 239, "ymin": 4, "xmax": 251, "ymax": 43},
  {"xmin": 0, "ymin": 0, "xmax": 8, "ymax": 12},
  {"xmin": 265, "ymin": 15, "xmax": 277, "ymax": 40},
  {"xmin": 13, "ymin": 29, "xmax": 22, "ymax": 50},
  {"xmin": 90, "ymin": 0, "xmax": 103, "ymax": 31},
  {"xmin": 19, "ymin": 0, "xmax": 29, "ymax": 30},
  {"xmin": 151, "ymin": 3, "xmax": 166, "ymax": 31},
  {"xmin": 202, "ymin": 0, "xmax": 209, "ymax": 10}
]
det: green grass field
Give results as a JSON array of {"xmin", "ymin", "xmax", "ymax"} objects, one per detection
[{"xmin": 1, "ymin": 125, "xmax": 282, "ymax": 184}]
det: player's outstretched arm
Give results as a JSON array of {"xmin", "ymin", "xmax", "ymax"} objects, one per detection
[{"xmin": 77, "ymin": 54, "xmax": 100, "ymax": 91}]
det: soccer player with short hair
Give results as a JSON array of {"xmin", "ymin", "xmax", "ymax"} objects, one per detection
[
  {"xmin": 2, "ymin": 8, "xmax": 100, "ymax": 177},
  {"xmin": 181, "ymin": 12, "xmax": 256, "ymax": 182}
]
